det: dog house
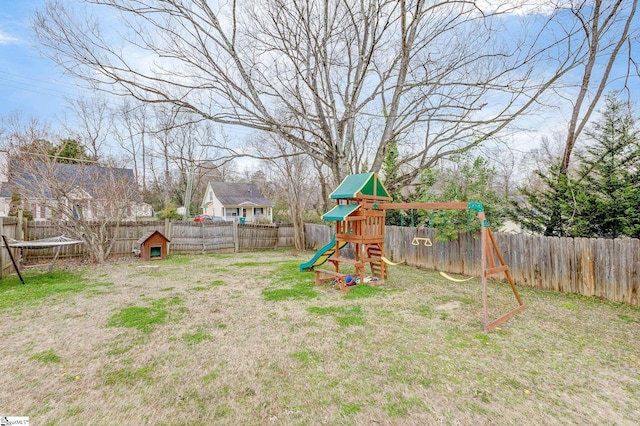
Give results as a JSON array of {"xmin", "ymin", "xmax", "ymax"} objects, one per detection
[{"xmin": 135, "ymin": 230, "xmax": 170, "ymax": 261}]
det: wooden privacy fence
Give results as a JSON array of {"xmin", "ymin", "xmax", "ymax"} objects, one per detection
[
  {"xmin": 304, "ymin": 223, "xmax": 640, "ymax": 306},
  {"xmin": 6, "ymin": 219, "xmax": 638, "ymax": 306},
  {"xmin": 0, "ymin": 217, "xmax": 20, "ymax": 277},
  {"xmin": 12, "ymin": 220, "xmax": 295, "ymax": 261},
  {"xmin": 23, "ymin": 220, "xmax": 170, "ymax": 259},
  {"xmin": 304, "ymin": 223, "xmax": 333, "ymax": 250}
]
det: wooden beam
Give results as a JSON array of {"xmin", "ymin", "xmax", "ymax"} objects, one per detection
[
  {"xmin": 376, "ymin": 202, "xmax": 470, "ymax": 211},
  {"xmin": 485, "ymin": 305, "xmax": 526, "ymax": 332},
  {"xmin": 481, "ymin": 226, "xmax": 525, "ymax": 331},
  {"xmin": 484, "ymin": 265, "xmax": 509, "ymax": 276}
]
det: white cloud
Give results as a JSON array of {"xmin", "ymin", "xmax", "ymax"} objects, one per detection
[
  {"xmin": 0, "ymin": 30, "xmax": 19, "ymax": 45},
  {"xmin": 475, "ymin": 0, "xmax": 568, "ymax": 16}
]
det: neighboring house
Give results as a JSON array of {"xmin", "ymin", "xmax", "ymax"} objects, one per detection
[
  {"xmin": 499, "ymin": 220, "xmax": 526, "ymax": 234},
  {"xmin": 0, "ymin": 152, "xmax": 152, "ymax": 221},
  {"xmin": 201, "ymin": 182, "xmax": 273, "ymax": 223}
]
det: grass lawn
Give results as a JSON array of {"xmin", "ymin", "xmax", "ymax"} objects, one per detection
[{"xmin": 1, "ymin": 250, "xmax": 639, "ymax": 425}]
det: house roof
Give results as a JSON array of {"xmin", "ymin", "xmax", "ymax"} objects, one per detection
[
  {"xmin": 329, "ymin": 172, "xmax": 391, "ymax": 200},
  {"xmin": 137, "ymin": 230, "xmax": 170, "ymax": 244},
  {"xmin": 0, "ymin": 160, "xmax": 137, "ymax": 199},
  {"xmin": 209, "ymin": 182, "xmax": 273, "ymax": 206}
]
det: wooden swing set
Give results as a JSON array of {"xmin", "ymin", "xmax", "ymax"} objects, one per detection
[{"xmin": 309, "ymin": 172, "xmax": 524, "ymax": 332}]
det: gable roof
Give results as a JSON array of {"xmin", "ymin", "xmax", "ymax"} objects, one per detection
[
  {"xmin": 330, "ymin": 172, "xmax": 391, "ymax": 200},
  {"xmin": 137, "ymin": 230, "xmax": 170, "ymax": 244},
  {"xmin": 209, "ymin": 182, "xmax": 273, "ymax": 206},
  {"xmin": 0, "ymin": 160, "xmax": 137, "ymax": 199}
]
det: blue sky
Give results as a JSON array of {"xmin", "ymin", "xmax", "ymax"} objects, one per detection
[
  {"xmin": 1, "ymin": 0, "xmax": 638, "ymax": 152},
  {"xmin": 0, "ymin": 0, "xmax": 90, "ymax": 121}
]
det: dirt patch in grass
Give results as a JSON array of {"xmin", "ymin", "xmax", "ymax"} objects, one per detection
[{"xmin": 1, "ymin": 250, "xmax": 639, "ymax": 424}]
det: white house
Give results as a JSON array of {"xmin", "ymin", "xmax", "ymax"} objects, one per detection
[{"xmin": 200, "ymin": 181, "xmax": 273, "ymax": 223}]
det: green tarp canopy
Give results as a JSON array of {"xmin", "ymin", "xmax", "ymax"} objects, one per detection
[
  {"xmin": 322, "ymin": 204, "xmax": 360, "ymax": 221},
  {"xmin": 329, "ymin": 172, "xmax": 390, "ymax": 199}
]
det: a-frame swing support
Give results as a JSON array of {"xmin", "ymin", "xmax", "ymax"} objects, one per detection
[{"xmin": 375, "ymin": 201, "xmax": 525, "ymax": 332}]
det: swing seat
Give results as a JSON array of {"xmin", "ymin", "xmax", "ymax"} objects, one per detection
[
  {"xmin": 439, "ymin": 271, "xmax": 473, "ymax": 282},
  {"xmin": 411, "ymin": 237, "xmax": 432, "ymax": 246},
  {"xmin": 381, "ymin": 256, "xmax": 405, "ymax": 266}
]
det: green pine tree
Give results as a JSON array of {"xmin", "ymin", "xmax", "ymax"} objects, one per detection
[
  {"xmin": 50, "ymin": 138, "xmax": 90, "ymax": 164},
  {"xmin": 511, "ymin": 162, "xmax": 573, "ymax": 236},
  {"xmin": 512, "ymin": 93, "xmax": 640, "ymax": 238},
  {"xmin": 417, "ymin": 155, "xmax": 506, "ymax": 240},
  {"xmin": 382, "ymin": 138, "xmax": 405, "ymax": 226},
  {"xmin": 570, "ymin": 94, "xmax": 640, "ymax": 238}
]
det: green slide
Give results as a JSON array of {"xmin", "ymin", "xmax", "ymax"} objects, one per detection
[{"xmin": 299, "ymin": 235, "xmax": 348, "ymax": 272}]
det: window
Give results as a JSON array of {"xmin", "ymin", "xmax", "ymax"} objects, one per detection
[
  {"xmin": 40, "ymin": 205, "xmax": 46, "ymax": 218},
  {"xmin": 255, "ymin": 208, "xmax": 264, "ymax": 215},
  {"xmin": 209, "ymin": 191, "xmax": 213, "ymax": 201},
  {"xmin": 73, "ymin": 204, "xmax": 82, "ymax": 220}
]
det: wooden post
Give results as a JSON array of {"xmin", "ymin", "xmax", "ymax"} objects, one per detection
[
  {"xmin": 164, "ymin": 218, "xmax": 171, "ymax": 254},
  {"xmin": 17, "ymin": 210, "xmax": 23, "ymax": 240},
  {"xmin": 0, "ymin": 217, "xmax": 3, "ymax": 279},
  {"xmin": 17, "ymin": 210, "xmax": 24, "ymax": 266},
  {"xmin": 48, "ymin": 245, "xmax": 62, "ymax": 274},
  {"xmin": 2, "ymin": 235, "xmax": 24, "ymax": 285},
  {"xmin": 233, "ymin": 219, "xmax": 239, "ymax": 253},
  {"xmin": 480, "ymin": 219, "xmax": 490, "ymax": 331}
]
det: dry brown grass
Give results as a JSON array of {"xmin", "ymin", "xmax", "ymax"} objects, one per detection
[{"xmin": 1, "ymin": 250, "xmax": 639, "ymax": 425}]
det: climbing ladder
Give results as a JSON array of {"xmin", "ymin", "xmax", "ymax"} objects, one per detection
[{"xmin": 366, "ymin": 243, "xmax": 388, "ymax": 279}]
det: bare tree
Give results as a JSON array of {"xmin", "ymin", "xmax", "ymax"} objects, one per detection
[
  {"xmin": 254, "ymin": 134, "xmax": 319, "ymax": 251},
  {"xmin": 142, "ymin": 104, "xmax": 225, "ymax": 212},
  {"xmin": 518, "ymin": 134, "xmax": 568, "ymax": 193},
  {"xmin": 64, "ymin": 95, "xmax": 113, "ymax": 160},
  {"xmin": 556, "ymin": 0, "xmax": 639, "ymax": 175},
  {"xmin": 5, "ymin": 146, "xmax": 141, "ymax": 263},
  {"xmin": 485, "ymin": 146, "xmax": 517, "ymax": 199},
  {"xmin": 113, "ymin": 99, "xmax": 151, "ymax": 192},
  {"xmin": 33, "ymin": 0, "xmax": 586, "ymax": 188},
  {"xmin": 0, "ymin": 112, "xmax": 55, "ymax": 154}
]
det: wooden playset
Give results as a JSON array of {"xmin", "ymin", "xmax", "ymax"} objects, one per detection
[{"xmin": 300, "ymin": 172, "xmax": 524, "ymax": 332}]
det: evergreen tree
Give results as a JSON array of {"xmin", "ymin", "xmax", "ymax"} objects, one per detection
[
  {"xmin": 382, "ymin": 138, "xmax": 405, "ymax": 226},
  {"xmin": 570, "ymin": 94, "xmax": 640, "ymax": 238},
  {"xmin": 511, "ymin": 162, "xmax": 574, "ymax": 236},
  {"xmin": 50, "ymin": 138, "xmax": 90, "ymax": 164},
  {"xmin": 512, "ymin": 93, "xmax": 640, "ymax": 238}
]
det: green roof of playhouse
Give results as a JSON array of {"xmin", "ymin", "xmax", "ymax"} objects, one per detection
[
  {"xmin": 329, "ymin": 172, "xmax": 391, "ymax": 200},
  {"xmin": 322, "ymin": 204, "xmax": 360, "ymax": 221}
]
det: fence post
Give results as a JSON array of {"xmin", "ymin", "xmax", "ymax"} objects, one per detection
[
  {"xmin": 233, "ymin": 220, "xmax": 239, "ymax": 253},
  {"xmin": 164, "ymin": 218, "xmax": 171, "ymax": 254},
  {"xmin": 201, "ymin": 222, "xmax": 205, "ymax": 252},
  {"xmin": 17, "ymin": 210, "xmax": 23, "ymax": 240}
]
